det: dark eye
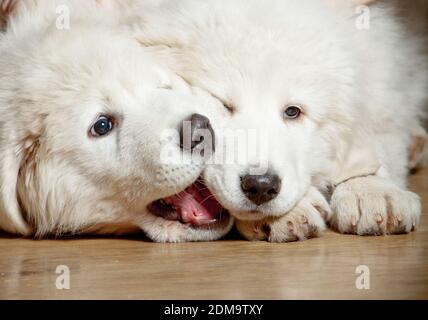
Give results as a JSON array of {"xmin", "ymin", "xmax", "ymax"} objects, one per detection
[
  {"xmin": 90, "ymin": 115, "xmax": 114, "ymax": 137},
  {"xmin": 283, "ymin": 105, "xmax": 302, "ymax": 119}
]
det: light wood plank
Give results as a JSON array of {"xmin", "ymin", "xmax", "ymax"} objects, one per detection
[{"xmin": 1, "ymin": 169, "xmax": 427, "ymax": 299}]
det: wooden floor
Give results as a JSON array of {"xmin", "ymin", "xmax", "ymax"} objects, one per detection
[{"xmin": 0, "ymin": 170, "xmax": 427, "ymax": 300}]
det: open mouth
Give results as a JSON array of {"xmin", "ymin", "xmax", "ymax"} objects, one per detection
[{"xmin": 147, "ymin": 178, "xmax": 229, "ymax": 227}]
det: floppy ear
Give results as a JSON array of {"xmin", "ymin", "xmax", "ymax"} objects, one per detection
[
  {"xmin": 332, "ymin": 135, "xmax": 381, "ymax": 186},
  {"xmin": 0, "ymin": 129, "xmax": 32, "ymax": 235}
]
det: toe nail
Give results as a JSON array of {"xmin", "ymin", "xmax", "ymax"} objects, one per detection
[
  {"xmin": 351, "ymin": 217, "xmax": 357, "ymax": 227},
  {"xmin": 376, "ymin": 215, "xmax": 383, "ymax": 224}
]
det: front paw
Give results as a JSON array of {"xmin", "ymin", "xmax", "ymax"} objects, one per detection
[
  {"xmin": 329, "ymin": 176, "xmax": 421, "ymax": 235},
  {"xmin": 236, "ymin": 187, "xmax": 329, "ymax": 242}
]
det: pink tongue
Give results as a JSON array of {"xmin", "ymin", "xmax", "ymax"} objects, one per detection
[{"xmin": 164, "ymin": 183, "xmax": 223, "ymax": 225}]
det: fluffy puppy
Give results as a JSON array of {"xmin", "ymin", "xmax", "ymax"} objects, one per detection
[
  {"xmin": 121, "ymin": 0, "xmax": 427, "ymax": 241},
  {"xmin": 0, "ymin": 0, "xmax": 233, "ymax": 242}
]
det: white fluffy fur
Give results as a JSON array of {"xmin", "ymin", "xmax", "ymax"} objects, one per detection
[
  {"xmin": 1, "ymin": 0, "xmax": 427, "ymax": 243},
  {"xmin": 118, "ymin": 0, "xmax": 427, "ymax": 241},
  {"xmin": 0, "ymin": 0, "xmax": 233, "ymax": 242}
]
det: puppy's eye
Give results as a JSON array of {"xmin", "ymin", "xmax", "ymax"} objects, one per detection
[
  {"xmin": 90, "ymin": 115, "xmax": 114, "ymax": 137},
  {"xmin": 283, "ymin": 105, "xmax": 302, "ymax": 120}
]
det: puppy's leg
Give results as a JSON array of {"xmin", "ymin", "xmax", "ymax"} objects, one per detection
[
  {"xmin": 236, "ymin": 187, "xmax": 329, "ymax": 242},
  {"xmin": 328, "ymin": 175, "xmax": 421, "ymax": 235}
]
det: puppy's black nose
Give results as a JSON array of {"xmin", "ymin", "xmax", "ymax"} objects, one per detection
[
  {"xmin": 241, "ymin": 174, "xmax": 281, "ymax": 205},
  {"xmin": 180, "ymin": 113, "xmax": 215, "ymax": 152}
]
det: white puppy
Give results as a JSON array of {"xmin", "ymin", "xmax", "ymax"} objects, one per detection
[
  {"xmin": 0, "ymin": 0, "xmax": 234, "ymax": 242},
  {"xmin": 121, "ymin": 0, "xmax": 427, "ymax": 241}
]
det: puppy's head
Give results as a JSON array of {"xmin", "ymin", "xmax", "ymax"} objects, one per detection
[
  {"xmin": 0, "ymin": 2, "xmax": 232, "ymax": 242},
  {"xmin": 134, "ymin": 0, "xmax": 380, "ymax": 222}
]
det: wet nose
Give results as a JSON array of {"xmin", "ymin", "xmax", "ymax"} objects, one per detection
[
  {"xmin": 180, "ymin": 113, "xmax": 215, "ymax": 152},
  {"xmin": 240, "ymin": 173, "xmax": 282, "ymax": 205}
]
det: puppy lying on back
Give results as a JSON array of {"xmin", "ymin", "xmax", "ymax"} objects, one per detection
[
  {"xmin": 121, "ymin": 0, "xmax": 427, "ymax": 241},
  {"xmin": 0, "ymin": 0, "xmax": 233, "ymax": 242}
]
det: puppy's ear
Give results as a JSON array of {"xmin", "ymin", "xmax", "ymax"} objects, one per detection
[
  {"xmin": 333, "ymin": 136, "xmax": 380, "ymax": 186},
  {"xmin": 0, "ymin": 129, "xmax": 32, "ymax": 235}
]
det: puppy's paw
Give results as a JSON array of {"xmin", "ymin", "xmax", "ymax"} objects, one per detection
[
  {"xmin": 329, "ymin": 176, "xmax": 421, "ymax": 235},
  {"xmin": 236, "ymin": 187, "xmax": 329, "ymax": 242},
  {"xmin": 139, "ymin": 213, "xmax": 234, "ymax": 243}
]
